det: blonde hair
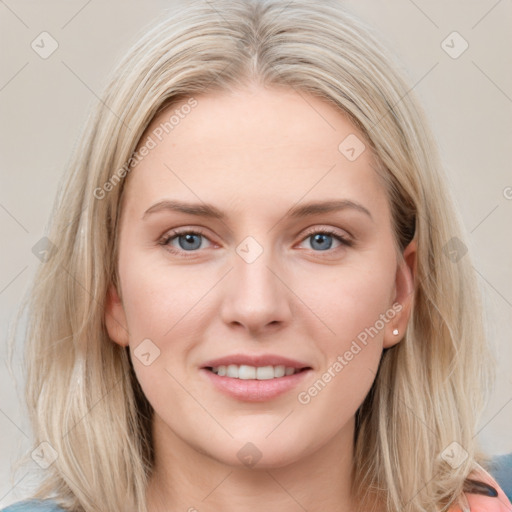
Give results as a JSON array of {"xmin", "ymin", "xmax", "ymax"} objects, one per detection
[{"xmin": 10, "ymin": 1, "xmax": 496, "ymax": 511}]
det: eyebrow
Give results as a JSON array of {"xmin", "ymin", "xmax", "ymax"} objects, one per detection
[{"xmin": 142, "ymin": 198, "xmax": 373, "ymax": 221}]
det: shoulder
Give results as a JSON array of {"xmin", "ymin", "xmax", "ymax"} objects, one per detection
[
  {"xmin": 449, "ymin": 463, "xmax": 512, "ymax": 512},
  {"xmin": 0, "ymin": 500, "xmax": 65, "ymax": 512},
  {"xmin": 490, "ymin": 453, "xmax": 512, "ymax": 502}
]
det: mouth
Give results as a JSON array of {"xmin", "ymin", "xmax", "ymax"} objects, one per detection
[{"xmin": 200, "ymin": 355, "xmax": 313, "ymax": 401}]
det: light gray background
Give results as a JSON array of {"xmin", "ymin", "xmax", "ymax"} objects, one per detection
[{"xmin": 1, "ymin": 0, "xmax": 511, "ymax": 507}]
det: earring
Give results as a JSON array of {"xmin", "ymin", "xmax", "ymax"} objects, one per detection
[{"xmin": 392, "ymin": 328, "xmax": 399, "ymax": 336}]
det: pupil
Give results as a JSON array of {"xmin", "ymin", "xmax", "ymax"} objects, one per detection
[
  {"xmin": 179, "ymin": 233, "xmax": 201, "ymax": 250},
  {"xmin": 312, "ymin": 233, "xmax": 332, "ymax": 251}
]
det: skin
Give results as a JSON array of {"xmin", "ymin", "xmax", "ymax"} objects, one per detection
[{"xmin": 105, "ymin": 84, "xmax": 416, "ymax": 512}]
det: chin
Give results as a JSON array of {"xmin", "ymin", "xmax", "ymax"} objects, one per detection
[{"xmin": 210, "ymin": 434, "xmax": 311, "ymax": 470}]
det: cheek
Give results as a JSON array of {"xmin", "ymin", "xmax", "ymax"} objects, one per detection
[
  {"xmin": 117, "ymin": 250, "xmax": 221, "ymax": 393},
  {"xmin": 293, "ymin": 267, "xmax": 394, "ymax": 428},
  {"xmin": 118, "ymin": 262, "xmax": 206, "ymax": 412},
  {"xmin": 120, "ymin": 252, "xmax": 206, "ymax": 339},
  {"xmin": 296, "ymin": 258, "xmax": 396, "ymax": 347}
]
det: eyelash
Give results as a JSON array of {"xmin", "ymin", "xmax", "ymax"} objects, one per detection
[{"xmin": 158, "ymin": 227, "xmax": 353, "ymax": 258}]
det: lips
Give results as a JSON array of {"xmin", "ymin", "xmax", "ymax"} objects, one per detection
[{"xmin": 200, "ymin": 353, "xmax": 313, "ymax": 401}]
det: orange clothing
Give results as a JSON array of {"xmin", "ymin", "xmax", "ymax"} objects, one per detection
[{"xmin": 448, "ymin": 465, "xmax": 512, "ymax": 511}]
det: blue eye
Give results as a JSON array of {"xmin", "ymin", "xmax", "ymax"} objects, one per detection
[
  {"xmin": 300, "ymin": 229, "xmax": 352, "ymax": 252},
  {"xmin": 174, "ymin": 232, "xmax": 203, "ymax": 250},
  {"xmin": 309, "ymin": 232, "xmax": 335, "ymax": 251},
  {"xmin": 160, "ymin": 230, "xmax": 211, "ymax": 255}
]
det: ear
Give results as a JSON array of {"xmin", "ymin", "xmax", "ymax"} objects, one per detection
[
  {"xmin": 105, "ymin": 284, "xmax": 130, "ymax": 347},
  {"xmin": 383, "ymin": 239, "xmax": 417, "ymax": 349}
]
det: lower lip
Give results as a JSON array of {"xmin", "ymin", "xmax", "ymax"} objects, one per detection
[{"xmin": 200, "ymin": 368, "xmax": 312, "ymax": 402}]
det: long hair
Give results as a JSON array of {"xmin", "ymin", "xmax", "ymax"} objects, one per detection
[{"xmin": 11, "ymin": 1, "xmax": 495, "ymax": 511}]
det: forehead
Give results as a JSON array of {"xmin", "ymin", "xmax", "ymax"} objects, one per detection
[{"xmin": 123, "ymin": 86, "xmax": 388, "ymax": 219}]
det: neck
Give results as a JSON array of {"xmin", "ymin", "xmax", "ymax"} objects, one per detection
[{"xmin": 146, "ymin": 414, "xmax": 357, "ymax": 512}]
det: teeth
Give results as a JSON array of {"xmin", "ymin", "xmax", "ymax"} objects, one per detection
[
  {"xmin": 256, "ymin": 366, "xmax": 274, "ymax": 380},
  {"xmin": 274, "ymin": 365, "xmax": 285, "ymax": 378},
  {"xmin": 226, "ymin": 364, "xmax": 239, "ymax": 378},
  {"xmin": 210, "ymin": 364, "xmax": 301, "ymax": 379},
  {"xmin": 239, "ymin": 365, "xmax": 256, "ymax": 379}
]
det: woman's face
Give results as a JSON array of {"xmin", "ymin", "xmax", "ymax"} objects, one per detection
[{"xmin": 106, "ymin": 85, "xmax": 415, "ymax": 469}]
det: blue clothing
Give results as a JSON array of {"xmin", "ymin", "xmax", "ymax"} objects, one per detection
[
  {"xmin": 0, "ymin": 500, "xmax": 64, "ymax": 511},
  {"xmin": 490, "ymin": 452, "xmax": 512, "ymax": 503}
]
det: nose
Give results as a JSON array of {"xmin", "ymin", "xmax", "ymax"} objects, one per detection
[{"xmin": 219, "ymin": 242, "xmax": 293, "ymax": 335}]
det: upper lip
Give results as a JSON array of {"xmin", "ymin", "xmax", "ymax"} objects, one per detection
[{"xmin": 201, "ymin": 354, "xmax": 312, "ymax": 369}]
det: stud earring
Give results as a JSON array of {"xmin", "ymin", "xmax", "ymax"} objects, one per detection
[{"xmin": 392, "ymin": 328, "xmax": 399, "ymax": 336}]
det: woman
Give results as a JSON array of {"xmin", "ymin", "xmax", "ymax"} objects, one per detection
[{"xmin": 4, "ymin": 1, "xmax": 511, "ymax": 511}]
